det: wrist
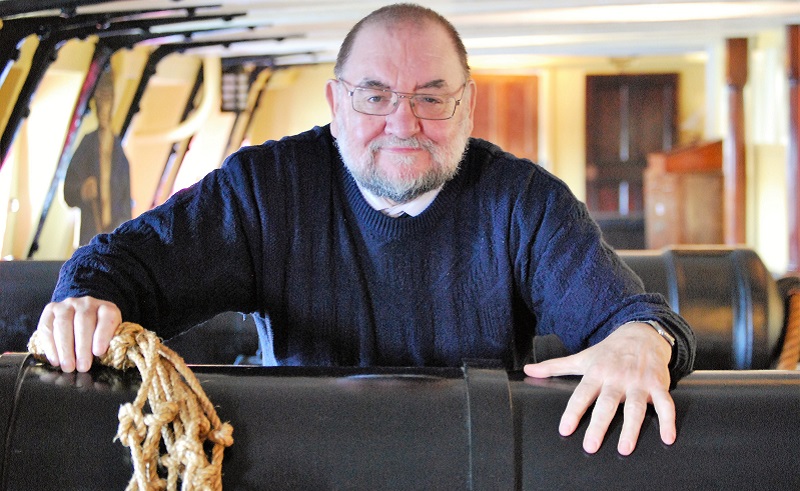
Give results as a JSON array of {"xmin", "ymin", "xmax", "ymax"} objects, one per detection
[{"xmin": 621, "ymin": 319, "xmax": 675, "ymax": 348}]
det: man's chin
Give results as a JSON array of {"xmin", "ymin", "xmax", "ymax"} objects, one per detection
[
  {"xmin": 363, "ymin": 159, "xmax": 459, "ymax": 202},
  {"xmin": 379, "ymin": 168, "xmax": 430, "ymax": 186},
  {"xmin": 374, "ymin": 154, "xmax": 431, "ymax": 175},
  {"xmin": 360, "ymin": 179, "xmax": 426, "ymax": 203}
]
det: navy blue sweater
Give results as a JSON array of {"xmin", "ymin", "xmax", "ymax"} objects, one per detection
[{"xmin": 54, "ymin": 125, "xmax": 695, "ymax": 378}]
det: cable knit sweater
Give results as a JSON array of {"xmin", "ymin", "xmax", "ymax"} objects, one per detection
[{"xmin": 54, "ymin": 125, "xmax": 695, "ymax": 378}]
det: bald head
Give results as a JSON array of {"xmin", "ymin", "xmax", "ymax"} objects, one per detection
[{"xmin": 334, "ymin": 3, "xmax": 470, "ymax": 80}]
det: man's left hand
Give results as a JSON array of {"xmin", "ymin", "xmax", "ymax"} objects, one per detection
[{"xmin": 523, "ymin": 322, "xmax": 674, "ymax": 456}]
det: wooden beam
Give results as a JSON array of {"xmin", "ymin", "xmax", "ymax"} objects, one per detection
[
  {"xmin": 788, "ymin": 26, "xmax": 800, "ymax": 274},
  {"xmin": 724, "ymin": 38, "xmax": 748, "ymax": 245}
]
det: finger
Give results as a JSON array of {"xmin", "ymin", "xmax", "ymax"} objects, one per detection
[
  {"xmin": 652, "ymin": 388, "xmax": 677, "ymax": 446},
  {"xmin": 558, "ymin": 377, "xmax": 601, "ymax": 438},
  {"xmin": 35, "ymin": 305, "xmax": 60, "ymax": 367},
  {"xmin": 93, "ymin": 302, "xmax": 122, "ymax": 358},
  {"xmin": 617, "ymin": 388, "xmax": 648, "ymax": 456},
  {"xmin": 72, "ymin": 299, "xmax": 98, "ymax": 373},
  {"xmin": 51, "ymin": 302, "xmax": 77, "ymax": 373},
  {"xmin": 524, "ymin": 353, "xmax": 582, "ymax": 378},
  {"xmin": 582, "ymin": 384, "xmax": 624, "ymax": 454}
]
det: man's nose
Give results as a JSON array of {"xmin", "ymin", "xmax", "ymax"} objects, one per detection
[{"xmin": 384, "ymin": 96, "xmax": 420, "ymax": 139}]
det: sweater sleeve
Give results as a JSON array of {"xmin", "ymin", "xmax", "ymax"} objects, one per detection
[
  {"xmin": 515, "ymin": 168, "xmax": 696, "ymax": 384},
  {"xmin": 53, "ymin": 150, "xmax": 263, "ymax": 339}
]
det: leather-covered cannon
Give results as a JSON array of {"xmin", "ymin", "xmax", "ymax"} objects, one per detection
[
  {"xmin": 0, "ymin": 353, "xmax": 797, "ymax": 490},
  {"xmin": 0, "ymin": 247, "xmax": 796, "ymax": 369},
  {"xmin": 620, "ymin": 247, "xmax": 786, "ymax": 369}
]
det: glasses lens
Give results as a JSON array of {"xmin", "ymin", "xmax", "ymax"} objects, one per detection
[
  {"xmin": 411, "ymin": 94, "xmax": 454, "ymax": 120},
  {"xmin": 352, "ymin": 88, "xmax": 396, "ymax": 116}
]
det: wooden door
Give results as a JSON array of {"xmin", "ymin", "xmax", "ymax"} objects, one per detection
[
  {"xmin": 471, "ymin": 74, "xmax": 538, "ymax": 163},
  {"xmin": 585, "ymin": 74, "xmax": 678, "ymax": 248}
]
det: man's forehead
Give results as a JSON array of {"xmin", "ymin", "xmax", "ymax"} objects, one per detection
[
  {"xmin": 342, "ymin": 21, "xmax": 463, "ymax": 90},
  {"xmin": 355, "ymin": 78, "xmax": 452, "ymax": 91}
]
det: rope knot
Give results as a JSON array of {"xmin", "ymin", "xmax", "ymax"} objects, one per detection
[
  {"xmin": 145, "ymin": 401, "xmax": 180, "ymax": 427},
  {"xmin": 209, "ymin": 423, "xmax": 235, "ymax": 447},
  {"xmin": 116, "ymin": 403, "xmax": 147, "ymax": 447}
]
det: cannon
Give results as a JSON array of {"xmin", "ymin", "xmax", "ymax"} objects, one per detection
[
  {"xmin": 620, "ymin": 247, "xmax": 788, "ymax": 369},
  {"xmin": 0, "ymin": 354, "xmax": 797, "ymax": 490}
]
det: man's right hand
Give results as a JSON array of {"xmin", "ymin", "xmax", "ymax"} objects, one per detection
[{"xmin": 35, "ymin": 296, "xmax": 122, "ymax": 373}]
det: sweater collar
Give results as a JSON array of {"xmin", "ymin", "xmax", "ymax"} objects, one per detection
[{"xmin": 355, "ymin": 183, "xmax": 442, "ymax": 218}]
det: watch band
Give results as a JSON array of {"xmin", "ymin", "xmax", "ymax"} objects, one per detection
[{"xmin": 638, "ymin": 319, "xmax": 676, "ymax": 347}]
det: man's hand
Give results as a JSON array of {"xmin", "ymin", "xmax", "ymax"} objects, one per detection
[
  {"xmin": 35, "ymin": 296, "xmax": 122, "ymax": 373},
  {"xmin": 524, "ymin": 322, "xmax": 674, "ymax": 456}
]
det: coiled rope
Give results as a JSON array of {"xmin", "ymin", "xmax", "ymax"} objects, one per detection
[{"xmin": 28, "ymin": 322, "xmax": 234, "ymax": 491}]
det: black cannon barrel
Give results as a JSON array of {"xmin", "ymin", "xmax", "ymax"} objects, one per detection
[
  {"xmin": 0, "ymin": 354, "xmax": 797, "ymax": 490},
  {"xmin": 619, "ymin": 247, "xmax": 785, "ymax": 369}
]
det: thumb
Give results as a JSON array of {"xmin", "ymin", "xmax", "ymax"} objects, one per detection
[{"xmin": 524, "ymin": 352, "xmax": 584, "ymax": 378}]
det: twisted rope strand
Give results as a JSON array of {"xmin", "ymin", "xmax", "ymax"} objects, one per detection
[
  {"xmin": 778, "ymin": 289, "xmax": 800, "ymax": 370},
  {"xmin": 28, "ymin": 322, "xmax": 233, "ymax": 491}
]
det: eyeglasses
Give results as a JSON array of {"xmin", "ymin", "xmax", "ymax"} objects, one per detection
[{"xmin": 337, "ymin": 79, "xmax": 467, "ymax": 120}]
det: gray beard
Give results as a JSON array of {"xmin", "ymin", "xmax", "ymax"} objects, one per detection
[{"xmin": 335, "ymin": 129, "xmax": 469, "ymax": 204}]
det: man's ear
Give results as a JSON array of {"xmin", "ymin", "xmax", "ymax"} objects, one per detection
[
  {"xmin": 466, "ymin": 79, "xmax": 477, "ymax": 122},
  {"xmin": 460, "ymin": 79, "xmax": 477, "ymax": 134},
  {"xmin": 325, "ymin": 79, "xmax": 340, "ymax": 138}
]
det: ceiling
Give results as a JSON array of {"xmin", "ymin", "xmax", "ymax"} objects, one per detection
[{"xmin": 3, "ymin": 0, "xmax": 800, "ymax": 68}]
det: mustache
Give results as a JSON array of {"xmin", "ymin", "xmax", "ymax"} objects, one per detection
[{"xmin": 369, "ymin": 136, "xmax": 434, "ymax": 152}]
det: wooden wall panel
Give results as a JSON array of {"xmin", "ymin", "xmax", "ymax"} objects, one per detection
[{"xmin": 471, "ymin": 74, "xmax": 538, "ymax": 164}]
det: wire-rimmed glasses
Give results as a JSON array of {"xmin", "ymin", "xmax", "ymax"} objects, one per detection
[{"xmin": 337, "ymin": 79, "xmax": 467, "ymax": 120}]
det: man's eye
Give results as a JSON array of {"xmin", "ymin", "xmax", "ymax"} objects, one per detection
[
  {"xmin": 417, "ymin": 96, "xmax": 445, "ymax": 105},
  {"xmin": 357, "ymin": 89, "xmax": 392, "ymax": 104}
]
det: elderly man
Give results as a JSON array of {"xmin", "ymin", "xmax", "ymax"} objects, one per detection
[{"xmin": 36, "ymin": 3, "xmax": 695, "ymax": 456}]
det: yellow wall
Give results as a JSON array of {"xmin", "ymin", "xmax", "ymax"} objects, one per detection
[
  {"xmin": 747, "ymin": 31, "xmax": 790, "ymax": 273},
  {"xmin": 125, "ymin": 53, "xmax": 202, "ymax": 217},
  {"xmin": 548, "ymin": 67, "xmax": 587, "ymax": 197},
  {"xmin": 248, "ymin": 64, "xmax": 334, "ymax": 145},
  {"xmin": 0, "ymin": 35, "xmax": 39, "ymax": 140},
  {"xmin": 753, "ymin": 144, "xmax": 788, "ymax": 272}
]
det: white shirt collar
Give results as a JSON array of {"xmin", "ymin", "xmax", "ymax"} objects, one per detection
[{"xmin": 356, "ymin": 183, "xmax": 442, "ymax": 218}]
